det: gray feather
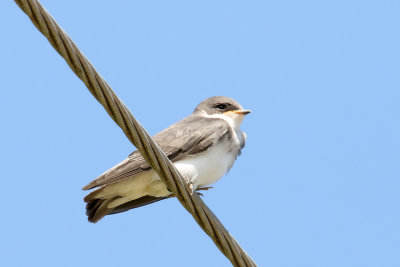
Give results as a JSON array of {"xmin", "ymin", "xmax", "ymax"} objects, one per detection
[{"xmin": 82, "ymin": 115, "xmax": 233, "ymax": 190}]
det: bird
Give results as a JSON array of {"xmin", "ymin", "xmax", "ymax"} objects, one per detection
[{"xmin": 83, "ymin": 96, "xmax": 251, "ymax": 223}]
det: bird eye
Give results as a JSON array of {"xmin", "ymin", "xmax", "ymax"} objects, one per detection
[{"xmin": 215, "ymin": 104, "xmax": 227, "ymax": 110}]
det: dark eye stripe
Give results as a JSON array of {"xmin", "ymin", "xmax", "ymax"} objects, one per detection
[{"xmin": 215, "ymin": 104, "xmax": 227, "ymax": 110}]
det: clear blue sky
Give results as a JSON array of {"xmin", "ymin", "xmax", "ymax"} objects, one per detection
[{"xmin": 2, "ymin": 1, "xmax": 399, "ymax": 266}]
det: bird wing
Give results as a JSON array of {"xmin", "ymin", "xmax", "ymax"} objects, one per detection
[{"xmin": 82, "ymin": 115, "xmax": 232, "ymax": 190}]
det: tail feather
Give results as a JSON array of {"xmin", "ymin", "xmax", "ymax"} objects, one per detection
[
  {"xmin": 109, "ymin": 195, "xmax": 168, "ymax": 215},
  {"xmin": 84, "ymin": 173, "xmax": 171, "ymax": 223},
  {"xmin": 86, "ymin": 197, "xmax": 118, "ymax": 223},
  {"xmin": 85, "ymin": 194, "xmax": 169, "ymax": 223}
]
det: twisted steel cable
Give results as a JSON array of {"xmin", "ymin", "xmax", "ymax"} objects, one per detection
[{"xmin": 14, "ymin": 0, "xmax": 257, "ymax": 266}]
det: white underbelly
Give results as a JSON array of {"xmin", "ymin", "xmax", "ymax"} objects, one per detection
[
  {"xmin": 99, "ymin": 142, "xmax": 238, "ymax": 205},
  {"xmin": 174, "ymin": 143, "xmax": 236, "ymax": 188}
]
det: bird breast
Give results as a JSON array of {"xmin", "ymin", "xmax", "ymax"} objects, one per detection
[{"xmin": 174, "ymin": 141, "xmax": 238, "ymax": 189}]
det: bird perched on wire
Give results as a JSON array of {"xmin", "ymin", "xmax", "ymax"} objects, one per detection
[{"xmin": 83, "ymin": 96, "xmax": 251, "ymax": 223}]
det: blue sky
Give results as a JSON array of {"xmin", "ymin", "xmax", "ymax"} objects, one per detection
[{"xmin": 2, "ymin": 1, "xmax": 399, "ymax": 266}]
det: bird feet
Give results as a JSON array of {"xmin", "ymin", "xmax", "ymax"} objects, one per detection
[
  {"xmin": 197, "ymin": 186, "xmax": 214, "ymax": 191},
  {"xmin": 196, "ymin": 186, "xmax": 214, "ymax": 197}
]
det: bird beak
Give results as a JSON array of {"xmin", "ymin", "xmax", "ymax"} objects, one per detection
[{"xmin": 232, "ymin": 110, "xmax": 251, "ymax": 115}]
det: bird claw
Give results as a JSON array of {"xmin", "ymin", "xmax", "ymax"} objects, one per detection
[
  {"xmin": 197, "ymin": 186, "xmax": 214, "ymax": 191},
  {"xmin": 195, "ymin": 186, "xmax": 214, "ymax": 197},
  {"xmin": 189, "ymin": 184, "xmax": 213, "ymax": 196}
]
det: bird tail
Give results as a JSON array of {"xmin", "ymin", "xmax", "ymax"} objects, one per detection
[
  {"xmin": 85, "ymin": 196, "xmax": 116, "ymax": 223},
  {"xmin": 84, "ymin": 187, "xmax": 168, "ymax": 223}
]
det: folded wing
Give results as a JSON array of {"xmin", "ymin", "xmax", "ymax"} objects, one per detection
[{"xmin": 82, "ymin": 115, "xmax": 231, "ymax": 190}]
